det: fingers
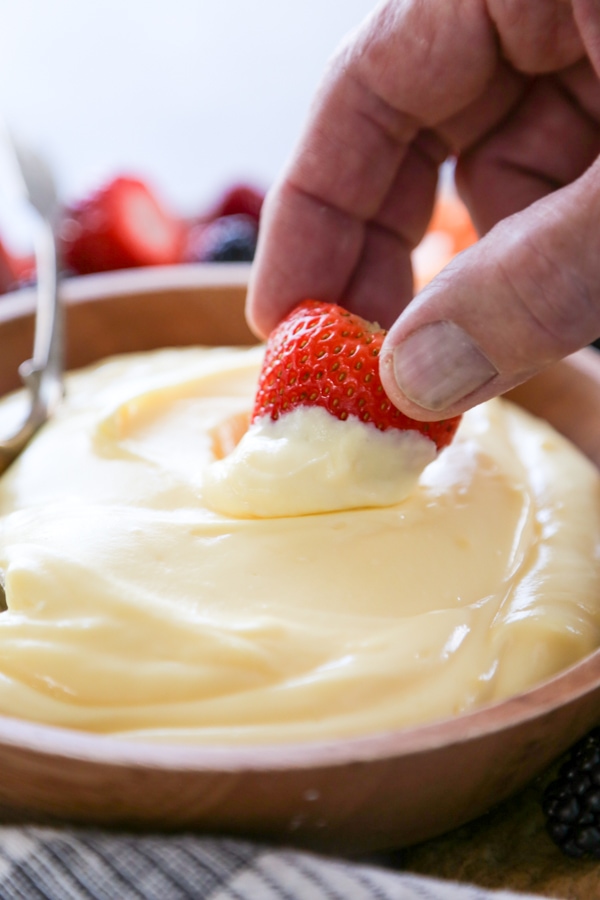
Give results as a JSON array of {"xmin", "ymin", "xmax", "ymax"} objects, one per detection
[
  {"xmin": 379, "ymin": 156, "xmax": 600, "ymax": 420},
  {"xmin": 486, "ymin": 0, "xmax": 584, "ymax": 72},
  {"xmin": 246, "ymin": 0, "xmax": 497, "ymax": 338},
  {"xmin": 247, "ymin": 178, "xmax": 366, "ymax": 338},
  {"xmin": 456, "ymin": 72, "xmax": 600, "ymax": 234},
  {"xmin": 247, "ymin": 0, "xmax": 600, "ymax": 424},
  {"xmin": 341, "ymin": 132, "xmax": 446, "ymax": 329},
  {"xmin": 574, "ymin": 0, "xmax": 600, "ymax": 75}
]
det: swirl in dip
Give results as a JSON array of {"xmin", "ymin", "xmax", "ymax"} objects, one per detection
[{"xmin": 0, "ymin": 345, "xmax": 599, "ymax": 744}]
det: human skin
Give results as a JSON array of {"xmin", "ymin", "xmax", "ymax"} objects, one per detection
[{"xmin": 246, "ymin": 0, "xmax": 600, "ymax": 421}]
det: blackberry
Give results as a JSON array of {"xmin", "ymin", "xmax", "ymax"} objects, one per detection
[
  {"xmin": 543, "ymin": 727, "xmax": 600, "ymax": 858},
  {"xmin": 187, "ymin": 214, "xmax": 258, "ymax": 263}
]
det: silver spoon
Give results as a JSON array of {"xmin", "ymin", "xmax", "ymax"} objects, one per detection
[
  {"xmin": 0, "ymin": 128, "xmax": 63, "ymax": 610},
  {"xmin": 0, "ymin": 125, "xmax": 63, "ymax": 476}
]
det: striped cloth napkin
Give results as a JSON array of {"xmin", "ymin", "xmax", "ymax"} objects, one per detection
[{"xmin": 0, "ymin": 827, "xmax": 548, "ymax": 900}]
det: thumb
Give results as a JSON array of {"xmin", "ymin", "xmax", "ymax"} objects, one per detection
[{"xmin": 380, "ymin": 159, "xmax": 600, "ymax": 421}]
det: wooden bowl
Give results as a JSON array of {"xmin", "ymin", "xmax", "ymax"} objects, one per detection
[{"xmin": 0, "ymin": 263, "xmax": 600, "ymax": 854}]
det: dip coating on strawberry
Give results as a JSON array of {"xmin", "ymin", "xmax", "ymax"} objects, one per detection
[{"xmin": 252, "ymin": 299, "xmax": 461, "ymax": 450}]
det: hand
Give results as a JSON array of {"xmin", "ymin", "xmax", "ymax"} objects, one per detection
[{"xmin": 246, "ymin": 0, "xmax": 600, "ymax": 420}]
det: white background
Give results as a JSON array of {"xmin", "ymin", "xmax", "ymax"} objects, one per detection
[{"xmin": 0, "ymin": 0, "xmax": 377, "ymax": 216}]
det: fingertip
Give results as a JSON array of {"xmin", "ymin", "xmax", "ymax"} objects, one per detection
[
  {"xmin": 380, "ymin": 320, "xmax": 499, "ymax": 420},
  {"xmin": 245, "ymin": 261, "xmax": 303, "ymax": 340},
  {"xmin": 245, "ymin": 276, "xmax": 271, "ymax": 341}
]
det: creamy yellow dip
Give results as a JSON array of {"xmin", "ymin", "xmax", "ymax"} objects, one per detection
[{"xmin": 0, "ymin": 345, "xmax": 599, "ymax": 744}]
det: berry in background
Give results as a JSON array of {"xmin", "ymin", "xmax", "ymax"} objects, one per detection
[
  {"xmin": 253, "ymin": 299, "xmax": 461, "ymax": 450},
  {"xmin": 543, "ymin": 728, "xmax": 600, "ymax": 858},
  {"xmin": 185, "ymin": 214, "xmax": 258, "ymax": 263},
  {"xmin": 61, "ymin": 176, "xmax": 185, "ymax": 275}
]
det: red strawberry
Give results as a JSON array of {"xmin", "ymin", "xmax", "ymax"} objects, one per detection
[
  {"xmin": 0, "ymin": 240, "xmax": 16, "ymax": 294},
  {"xmin": 0, "ymin": 237, "xmax": 34, "ymax": 294},
  {"xmin": 252, "ymin": 300, "xmax": 461, "ymax": 450},
  {"xmin": 0, "ymin": 243, "xmax": 17, "ymax": 294},
  {"xmin": 61, "ymin": 176, "xmax": 185, "ymax": 275},
  {"xmin": 205, "ymin": 183, "xmax": 265, "ymax": 223}
]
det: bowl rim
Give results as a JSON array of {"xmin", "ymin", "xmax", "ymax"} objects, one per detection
[
  {"xmin": 0, "ymin": 263, "xmax": 252, "ymax": 324},
  {"xmin": 0, "ymin": 645, "xmax": 596, "ymax": 770}
]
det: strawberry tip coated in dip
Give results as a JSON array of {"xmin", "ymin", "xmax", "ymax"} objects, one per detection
[{"xmin": 203, "ymin": 300, "xmax": 461, "ymax": 518}]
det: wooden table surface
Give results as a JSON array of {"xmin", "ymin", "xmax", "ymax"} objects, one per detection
[{"xmin": 400, "ymin": 754, "xmax": 600, "ymax": 900}]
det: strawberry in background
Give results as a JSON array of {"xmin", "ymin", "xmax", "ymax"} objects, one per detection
[
  {"xmin": 61, "ymin": 176, "xmax": 186, "ymax": 275},
  {"xmin": 0, "ymin": 238, "xmax": 34, "ymax": 294},
  {"xmin": 0, "ymin": 241, "xmax": 17, "ymax": 294},
  {"xmin": 202, "ymin": 182, "xmax": 265, "ymax": 224}
]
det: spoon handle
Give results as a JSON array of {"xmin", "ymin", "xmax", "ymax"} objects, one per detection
[{"xmin": 0, "ymin": 127, "xmax": 63, "ymax": 473}]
